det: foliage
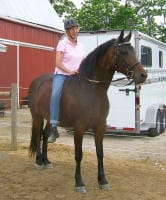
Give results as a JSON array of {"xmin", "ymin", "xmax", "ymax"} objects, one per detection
[
  {"xmin": 127, "ymin": 0, "xmax": 166, "ymax": 38},
  {"xmin": 68, "ymin": 0, "xmax": 144, "ymax": 31},
  {"xmin": 74, "ymin": 0, "xmax": 120, "ymax": 30},
  {"xmin": 49, "ymin": 0, "xmax": 166, "ymax": 43},
  {"xmin": 110, "ymin": 4, "xmax": 144, "ymax": 30},
  {"xmin": 155, "ymin": 25, "xmax": 166, "ymax": 42},
  {"xmin": 49, "ymin": 0, "xmax": 77, "ymax": 18}
]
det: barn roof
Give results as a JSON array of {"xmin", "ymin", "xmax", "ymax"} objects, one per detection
[{"xmin": 0, "ymin": 0, "xmax": 64, "ymax": 32}]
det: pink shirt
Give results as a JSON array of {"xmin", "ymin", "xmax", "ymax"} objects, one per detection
[{"xmin": 54, "ymin": 37, "xmax": 84, "ymax": 75}]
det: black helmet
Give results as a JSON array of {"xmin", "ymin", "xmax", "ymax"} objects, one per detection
[{"xmin": 64, "ymin": 18, "xmax": 79, "ymax": 30}]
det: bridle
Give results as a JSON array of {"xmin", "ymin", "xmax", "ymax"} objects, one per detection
[
  {"xmin": 114, "ymin": 41, "xmax": 140, "ymax": 80},
  {"xmin": 87, "ymin": 41, "xmax": 140, "ymax": 85}
]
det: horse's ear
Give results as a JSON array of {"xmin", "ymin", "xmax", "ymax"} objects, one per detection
[
  {"xmin": 117, "ymin": 30, "xmax": 124, "ymax": 43},
  {"xmin": 124, "ymin": 30, "xmax": 132, "ymax": 42}
]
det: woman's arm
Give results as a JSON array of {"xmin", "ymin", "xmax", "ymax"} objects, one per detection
[{"xmin": 56, "ymin": 51, "xmax": 78, "ymax": 75}]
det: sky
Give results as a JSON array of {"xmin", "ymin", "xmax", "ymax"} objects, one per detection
[{"xmin": 71, "ymin": 0, "xmax": 84, "ymax": 8}]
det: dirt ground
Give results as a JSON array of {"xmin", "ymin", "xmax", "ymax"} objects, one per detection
[{"xmin": 0, "ymin": 108, "xmax": 166, "ymax": 200}]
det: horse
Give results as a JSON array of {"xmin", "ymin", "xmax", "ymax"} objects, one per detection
[{"xmin": 28, "ymin": 30, "xmax": 147, "ymax": 193}]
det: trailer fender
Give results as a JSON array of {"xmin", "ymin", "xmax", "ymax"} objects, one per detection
[{"xmin": 145, "ymin": 103, "xmax": 165, "ymax": 129}]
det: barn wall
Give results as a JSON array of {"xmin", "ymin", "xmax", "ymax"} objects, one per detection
[
  {"xmin": 0, "ymin": 18, "xmax": 62, "ymax": 106},
  {"xmin": 0, "ymin": 18, "xmax": 59, "ymax": 47},
  {"xmin": 19, "ymin": 46, "xmax": 56, "ymax": 104},
  {"xmin": 0, "ymin": 45, "xmax": 17, "ymax": 107},
  {"xmin": 0, "ymin": 45, "xmax": 17, "ymax": 86}
]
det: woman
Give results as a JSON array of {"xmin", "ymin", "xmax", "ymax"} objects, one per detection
[{"xmin": 48, "ymin": 18, "xmax": 84, "ymax": 143}]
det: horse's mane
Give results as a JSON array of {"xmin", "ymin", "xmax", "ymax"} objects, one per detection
[{"xmin": 79, "ymin": 38, "xmax": 116, "ymax": 79}]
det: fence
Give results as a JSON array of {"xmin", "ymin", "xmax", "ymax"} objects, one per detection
[{"xmin": 0, "ymin": 83, "xmax": 17, "ymax": 150}]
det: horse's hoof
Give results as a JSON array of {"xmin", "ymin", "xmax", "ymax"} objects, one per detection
[
  {"xmin": 100, "ymin": 184, "xmax": 111, "ymax": 190},
  {"xmin": 34, "ymin": 163, "xmax": 44, "ymax": 170},
  {"xmin": 45, "ymin": 163, "xmax": 54, "ymax": 169},
  {"xmin": 76, "ymin": 186, "xmax": 87, "ymax": 193}
]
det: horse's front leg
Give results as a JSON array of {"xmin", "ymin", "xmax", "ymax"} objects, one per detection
[
  {"xmin": 74, "ymin": 132, "xmax": 86, "ymax": 193},
  {"xmin": 95, "ymin": 126, "xmax": 111, "ymax": 190}
]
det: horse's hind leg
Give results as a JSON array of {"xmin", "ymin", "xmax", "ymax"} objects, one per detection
[
  {"xmin": 33, "ymin": 118, "xmax": 44, "ymax": 169},
  {"xmin": 94, "ymin": 125, "xmax": 111, "ymax": 190},
  {"xmin": 42, "ymin": 122, "xmax": 53, "ymax": 169}
]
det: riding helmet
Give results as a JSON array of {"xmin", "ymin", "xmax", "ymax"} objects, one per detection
[{"xmin": 64, "ymin": 18, "xmax": 79, "ymax": 30}]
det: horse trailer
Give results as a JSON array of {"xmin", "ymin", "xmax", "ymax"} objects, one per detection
[{"xmin": 78, "ymin": 30, "xmax": 166, "ymax": 136}]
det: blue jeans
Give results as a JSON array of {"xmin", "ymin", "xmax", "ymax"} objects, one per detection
[{"xmin": 50, "ymin": 74, "xmax": 68, "ymax": 126}]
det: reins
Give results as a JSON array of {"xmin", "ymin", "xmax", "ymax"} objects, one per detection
[
  {"xmin": 86, "ymin": 76, "xmax": 134, "ymax": 87},
  {"xmin": 87, "ymin": 76, "xmax": 128, "ymax": 83}
]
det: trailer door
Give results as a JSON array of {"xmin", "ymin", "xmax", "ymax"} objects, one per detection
[{"xmin": 106, "ymin": 83, "xmax": 136, "ymax": 132}]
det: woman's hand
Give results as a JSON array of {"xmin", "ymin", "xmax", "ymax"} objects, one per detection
[
  {"xmin": 69, "ymin": 69, "xmax": 78, "ymax": 75},
  {"xmin": 56, "ymin": 52, "xmax": 79, "ymax": 75}
]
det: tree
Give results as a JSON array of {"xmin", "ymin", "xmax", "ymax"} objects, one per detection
[
  {"xmin": 70, "ymin": 0, "xmax": 144, "ymax": 31},
  {"xmin": 127, "ymin": 0, "xmax": 166, "ymax": 39},
  {"xmin": 156, "ymin": 25, "xmax": 166, "ymax": 42},
  {"xmin": 49, "ymin": 0, "xmax": 166, "ymax": 42},
  {"xmin": 111, "ymin": 4, "xmax": 144, "ymax": 30},
  {"xmin": 68, "ymin": 0, "xmax": 119, "ymax": 30},
  {"xmin": 49, "ymin": 0, "xmax": 77, "ymax": 18}
]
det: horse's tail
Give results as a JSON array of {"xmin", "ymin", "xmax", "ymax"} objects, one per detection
[{"xmin": 29, "ymin": 122, "xmax": 38, "ymax": 157}]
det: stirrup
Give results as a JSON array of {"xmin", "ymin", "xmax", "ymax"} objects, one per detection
[{"xmin": 48, "ymin": 127, "xmax": 59, "ymax": 143}]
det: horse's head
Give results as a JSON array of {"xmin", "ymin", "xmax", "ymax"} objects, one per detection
[
  {"xmin": 111, "ymin": 30, "xmax": 147, "ymax": 84},
  {"xmin": 79, "ymin": 30, "xmax": 147, "ymax": 85}
]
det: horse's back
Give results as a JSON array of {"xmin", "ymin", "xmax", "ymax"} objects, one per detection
[
  {"xmin": 28, "ymin": 73, "xmax": 109, "ymax": 128},
  {"xmin": 29, "ymin": 73, "xmax": 53, "ymax": 90}
]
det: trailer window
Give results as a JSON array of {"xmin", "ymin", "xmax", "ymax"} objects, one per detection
[
  {"xmin": 159, "ymin": 51, "xmax": 163, "ymax": 68},
  {"xmin": 141, "ymin": 46, "xmax": 152, "ymax": 67}
]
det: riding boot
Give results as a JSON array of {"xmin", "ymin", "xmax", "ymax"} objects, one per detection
[{"xmin": 48, "ymin": 126, "xmax": 59, "ymax": 143}]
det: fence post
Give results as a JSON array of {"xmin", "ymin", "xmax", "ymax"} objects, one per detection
[{"xmin": 11, "ymin": 83, "xmax": 17, "ymax": 150}]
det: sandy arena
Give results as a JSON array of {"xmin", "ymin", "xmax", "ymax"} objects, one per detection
[{"xmin": 0, "ymin": 108, "xmax": 166, "ymax": 200}]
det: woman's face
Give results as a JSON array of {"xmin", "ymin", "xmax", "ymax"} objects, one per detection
[{"xmin": 66, "ymin": 26, "xmax": 80, "ymax": 40}]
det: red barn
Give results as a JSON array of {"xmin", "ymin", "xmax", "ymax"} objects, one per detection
[{"xmin": 0, "ymin": 0, "xmax": 64, "ymax": 106}]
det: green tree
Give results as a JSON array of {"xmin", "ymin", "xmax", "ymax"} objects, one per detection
[
  {"xmin": 127, "ymin": 0, "xmax": 166, "ymax": 38},
  {"xmin": 111, "ymin": 4, "xmax": 144, "ymax": 30},
  {"xmin": 156, "ymin": 25, "xmax": 166, "ymax": 42},
  {"xmin": 49, "ymin": 0, "xmax": 166, "ymax": 42},
  {"xmin": 49, "ymin": 0, "xmax": 77, "ymax": 18},
  {"xmin": 70, "ymin": 0, "xmax": 143, "ymax": 31}
]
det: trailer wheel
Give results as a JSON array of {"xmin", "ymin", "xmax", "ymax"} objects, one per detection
[
  {"xmin": 149, "ymin": 110, "xmax": 163, "ymax": 137},
  {"xmin": 162, "ymin": 108, "xmax": 166, "ymax": 129}
]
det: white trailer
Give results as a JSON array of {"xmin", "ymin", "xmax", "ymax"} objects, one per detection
[{"xmin": 78, "ymin": 30, "xmax": 166, "ymax": 136}]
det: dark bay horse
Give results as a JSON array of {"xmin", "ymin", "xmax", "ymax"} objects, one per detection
[{"xmin": 28, "ymin": 30, "xmax": 147, "ymax": 193}]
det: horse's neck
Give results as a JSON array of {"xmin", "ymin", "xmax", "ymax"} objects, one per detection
[{"xmin": 95, "ymin": 69, "xmax": 115, "ymax": 90}]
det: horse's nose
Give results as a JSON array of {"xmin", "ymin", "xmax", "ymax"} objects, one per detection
[{"xmin": 141, "ymin": 72, "xmax": 147, "ymax": 82}]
